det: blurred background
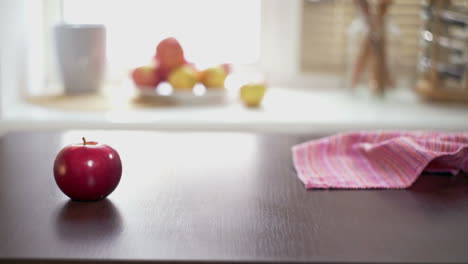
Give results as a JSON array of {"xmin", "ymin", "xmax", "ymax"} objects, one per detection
[{"xmin": 0, "ymin": 0, "xmax": 467, "ymax": 134}]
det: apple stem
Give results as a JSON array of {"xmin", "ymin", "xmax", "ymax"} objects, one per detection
[{"xmin": 82, "ymin": 137, "xmax": 87, "ymax": 145}]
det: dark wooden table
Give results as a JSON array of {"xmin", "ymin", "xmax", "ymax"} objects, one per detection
[{"xmin": 1, "ymin": 130, "xmax": 468, "ymax": 264}]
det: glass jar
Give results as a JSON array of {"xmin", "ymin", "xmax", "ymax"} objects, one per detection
[{"xmin": 345, "ymin": 14, "xmax": 401, "ymax": 95}]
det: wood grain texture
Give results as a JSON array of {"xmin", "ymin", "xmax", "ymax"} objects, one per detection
[{"xmin": 1, "ymin": 130, "xmax": 468, "ymax": 264}]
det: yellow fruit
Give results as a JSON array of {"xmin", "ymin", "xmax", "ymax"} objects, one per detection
[
  {"xmin": 168, "ymin": 66, "xmax": 198, "ymax": 90},
  {"xmin": 240, "ymin": 82, "xmax": 267, "ymax": 107},
  {"xmin": 201, "ymin": 66, "xmax": 227, "ymax": 88}
]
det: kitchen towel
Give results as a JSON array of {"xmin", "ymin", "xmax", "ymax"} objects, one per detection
[{"xmin": 292, "ymin": 131, "xmax": 468, "ymax": 189}]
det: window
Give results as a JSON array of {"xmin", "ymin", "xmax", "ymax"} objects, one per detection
[
  {"xmin": 3, "ymin": 0, "xmax": 430, "ymax": 102},
  {"xmin": 3, "ymin": 0, "xmax": 299, "ymax": 99},
  {"xmin": 60, "ymin": 0, "xmax": 261, "ymax": 79}
]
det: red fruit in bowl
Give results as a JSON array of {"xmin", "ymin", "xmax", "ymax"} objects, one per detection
[
  {"xmin": 53, "ymin": 138, "xmax": 122, "ymax": 201},
  {"xmin": 131, "ymin": 65, "xmax": 160, "ymax": 88},
  {"xmin": 155, "ymin": 37, "xmax": 186, "ymax": 78}
]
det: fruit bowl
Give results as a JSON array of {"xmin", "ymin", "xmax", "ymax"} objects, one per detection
[
  {"xmin": 131, "ymin": 37, "xmax": 235, "ymax": 105},
  {"xmin": 135, "ymin": 83, "xmax": 231, "ymax": 104}
]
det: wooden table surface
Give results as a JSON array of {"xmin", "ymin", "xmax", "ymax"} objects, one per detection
[{"xmin": 1, "ymin": 130, "xmax": 468, "ymax": 264}]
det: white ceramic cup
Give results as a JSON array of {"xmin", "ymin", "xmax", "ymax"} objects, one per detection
[{"xmin": 54, "ymin": 24, "xmax": 106, "ymax": 94}]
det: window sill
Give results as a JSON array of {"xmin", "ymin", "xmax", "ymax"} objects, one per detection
[{"xmin": 2, "ymin": 84, "xmax": 468, "ymax": 134}]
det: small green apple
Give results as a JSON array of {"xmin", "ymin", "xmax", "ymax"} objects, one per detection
[
  {"xmin": 201, "ymin": 66, "xmax": 228, "ymax": 88},
  {"xmin": 240, "ymin": 82, "xmax": 267, "ymax": 107},
  {"xmin": 131, "ymin": 65, "xmax": 160, "ymax": 88},
  {"xmin": 168, "ymin": 65, "xmax": 198, "ymax": 90}
]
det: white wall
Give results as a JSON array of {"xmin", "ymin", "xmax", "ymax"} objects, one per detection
[
  {"xmin": 0, "ymin": 0, "xmax": 47, "ymax": 120},
  {"xmin": 0, "ymin": 0, "xmax": 27, "ymax": 117},
  {"xmin": 260, "ymin": 0, "xmax": 302, "ymax": 85}
]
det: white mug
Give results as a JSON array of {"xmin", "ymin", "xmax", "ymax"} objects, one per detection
[{"xmin": 54, "ymin": 24, "xmax": 106, "ymax": 94}]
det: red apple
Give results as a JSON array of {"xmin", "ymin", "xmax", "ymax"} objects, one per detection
[
  {"xmin": 53, "ymin": 138, "xmax": 122, "ymax": 201},
  {"xmin": 154, "ymin": 37, "xmax": 186, "ymax": 80},
  {"xmin": 131, "ymin": 65, "xmax": 160, "ymax": 88}
]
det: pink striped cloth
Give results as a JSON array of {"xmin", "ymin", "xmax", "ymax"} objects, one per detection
[{"xmin": 292, "ymin": 131, "xmax": 468, "ymax": 189}]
